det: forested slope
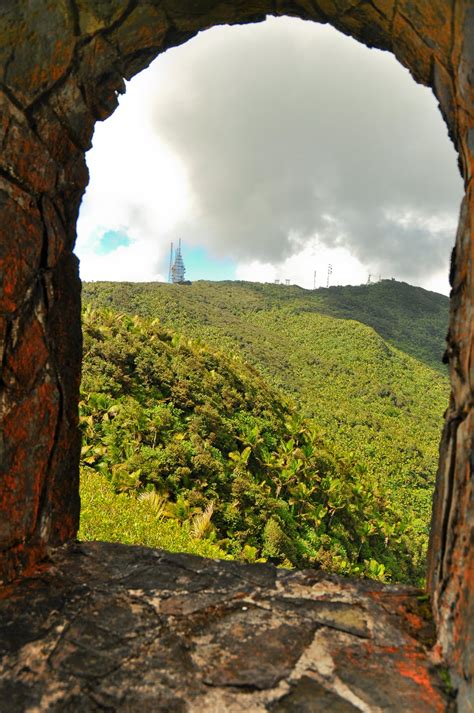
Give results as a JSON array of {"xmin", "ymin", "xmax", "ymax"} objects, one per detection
[
  {"xmin": 80, "ymin": 280, "xmax": 450, "ymax": 584},
  {"xmin": 83, "ymin": 279, "xmax": 449, "ymax": 371}
]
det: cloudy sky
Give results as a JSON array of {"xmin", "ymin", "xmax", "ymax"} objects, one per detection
[{"xmin": 76, "ymin": 16, "xmax": 463, "ymax": 294}]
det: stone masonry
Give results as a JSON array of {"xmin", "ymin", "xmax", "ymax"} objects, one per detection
[
  {"xmin": 0, "ymin": 542, "xmax": 456, "ymax": 712},
  {"xmin": 0, "ymin": 2, "xmax": 473, "ymax": 710}
]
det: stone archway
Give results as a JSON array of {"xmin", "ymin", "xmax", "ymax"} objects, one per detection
[{"xmin": 0, "ymin": 0, "xmax": 472, "ymax": 703}]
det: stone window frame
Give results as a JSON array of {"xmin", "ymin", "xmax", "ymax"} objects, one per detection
[{"xmin": 0, "ymin": 0, "xmax": 472, "ymax": 696}]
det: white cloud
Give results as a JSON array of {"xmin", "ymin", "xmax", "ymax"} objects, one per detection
[
  {"xmin": 76, "ymin": 68, "xmax": 194, "ymax": 281},
  {"xmin": 76, "ymin": 16, "xmax": 462, "ymax": 294},
  {"xmin": 78, "ymin": 238, "xmax": 167, "ymax": 282},
  {"xmin": 236, "ymin": 237, "xmax": 374, "ymax": 289}
]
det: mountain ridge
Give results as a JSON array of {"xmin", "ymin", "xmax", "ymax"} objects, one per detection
[{"xmin": 83, "ymin": 278, "xmax": 449, "ymax": 372}]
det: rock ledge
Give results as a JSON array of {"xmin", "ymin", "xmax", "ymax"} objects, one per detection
[{"xmin": 0, "ymin": 541, "xmax": 453, "ymax": 712}]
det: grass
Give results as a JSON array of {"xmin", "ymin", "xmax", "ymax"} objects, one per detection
[{"xmin": 79, "ymin": 469, "xmax": 230, "ymax": 560}]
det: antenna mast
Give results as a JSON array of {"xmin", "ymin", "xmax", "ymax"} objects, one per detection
[
  {"xmin": 326, "ymin": 264, "xmax": 333, "ymax": 288},
  {"xmin": 170, "ymin": 239, "xmax": 186, "ymax": 283}
]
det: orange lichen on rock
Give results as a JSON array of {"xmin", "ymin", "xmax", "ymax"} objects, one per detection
[
  {"xmin": 5, "ymin": 317, "xmax": 49, "ymax": 389},
  {"xmin": 396, "ymin": 654, "xmax": 448, "ymax": 713},
  {"xmin": 0, "ymin": 1, "xmax": 472, "ymax": 709}
]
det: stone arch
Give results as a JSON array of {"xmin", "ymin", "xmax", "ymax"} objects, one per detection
[{"xmin": 0, "ymin": 0, "xmax": 472, "ymax": 699}]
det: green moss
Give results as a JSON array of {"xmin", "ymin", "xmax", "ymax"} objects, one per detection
[{"xmin": 437, "ymin": 667, "xmax": 454, "ymax": 697}]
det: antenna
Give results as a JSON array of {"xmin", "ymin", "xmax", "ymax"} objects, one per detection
[
  {"xmin": 313, "ymin": 270, "xmax": 317, "ymax": 290},
  {"xmin": 168, "ymin": 242, "xmax": 174, "ymax": 283},
  {"xmin": 367, "ymin": 273, "xmax": 371, "ymax": 285},
  {"xmin": 326, "ymin": 264, "xmax": 333, "ymax": 288},
  {"xmin": 170, "ymin": 239, "xmax": 186, "ymax": 283}
]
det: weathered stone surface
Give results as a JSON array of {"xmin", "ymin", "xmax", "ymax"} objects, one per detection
[
  {"xmin": 428, "ymin": 189, "xmax": 474, "ymax": 713},
  {"xmin": 0, "ymin": 0, "xmax": 472, "ymax": 709},
  {"xmin": 0, "ymin": 187, "xmax": 43, "ymax": 314},
  {"xmin": 0, "ymin": 0, "xmax": 75, "ymax": 106},
  {"xmin": 0, "ymin": 542, "xmax": 453, "ymax": 712}
]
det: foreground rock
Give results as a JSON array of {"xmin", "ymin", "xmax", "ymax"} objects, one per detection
[{"xmin": 0, "ymin": 542, "xmax": 453, "ymax": 712}]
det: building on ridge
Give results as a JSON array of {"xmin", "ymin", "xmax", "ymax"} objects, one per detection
[{"xmin": 170, "ymin": 239, "xmax": 186, "ymax": 283}]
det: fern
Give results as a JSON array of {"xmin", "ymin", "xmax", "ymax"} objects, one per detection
[
  {"xmin": 191, "ymin": 502, "xmax": 215, "ymax": 540},
  {"xmin": 137, "ymin": 491, "xmax": 170, "ymax": 519}
]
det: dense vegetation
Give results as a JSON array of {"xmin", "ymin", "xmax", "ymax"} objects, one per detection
[
  {"xmin": 83, "ymin": 279, "xmax": 449, "ymax": 371},
  {"xmin": 80, "ymin": 280, "xmax": 450, "ymax": 585}
]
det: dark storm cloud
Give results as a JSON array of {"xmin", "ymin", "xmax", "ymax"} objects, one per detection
[{"xmin": 150, "ymin": 17, "xmax": 463, "ymax": 279}]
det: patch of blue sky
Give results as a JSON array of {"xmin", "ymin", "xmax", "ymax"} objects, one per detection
[
  {"xmin": 182, "ymin": 244, "xmax": 237, "ymax": 281},
  {"xmin": 96, "ymin": 229, "xmax": 132, "ymax": 255}
]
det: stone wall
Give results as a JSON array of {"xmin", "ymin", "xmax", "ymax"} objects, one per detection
[
  {"xmin": 0, "ymin": 0, "xmax": 472, "ymax": 707},
  {"xmin": 0, "ymin": 541, "xmax": 455, "ymax": 712}
]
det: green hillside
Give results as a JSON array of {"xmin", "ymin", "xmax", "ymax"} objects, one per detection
[
  {"xmin": 83, "ymin": 279, "xmax": 449, "ymax": 371},
  {"xmin": 305, "ymin": 280, "xmax": 449, "ymax": 371},
  {"xmin": 80, "ymin": 280, "xmax": 450, "ymax": 584},
  {"xmin": 79, "ymin": 307, "xmax": 415, "ymax": 582}
]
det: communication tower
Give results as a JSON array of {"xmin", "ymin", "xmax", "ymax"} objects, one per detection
[
  {"xmin": 326, "ymin": 264, "xmax": 333, "ymax": 288},
  {"xmin": 171, "ymin": 239, "xmax": 186, "ymax": 283}
]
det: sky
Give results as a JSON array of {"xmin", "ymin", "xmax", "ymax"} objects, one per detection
[{"xmin": 76, "ymin": 16, "xmax": 464, "ymax": 294}]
